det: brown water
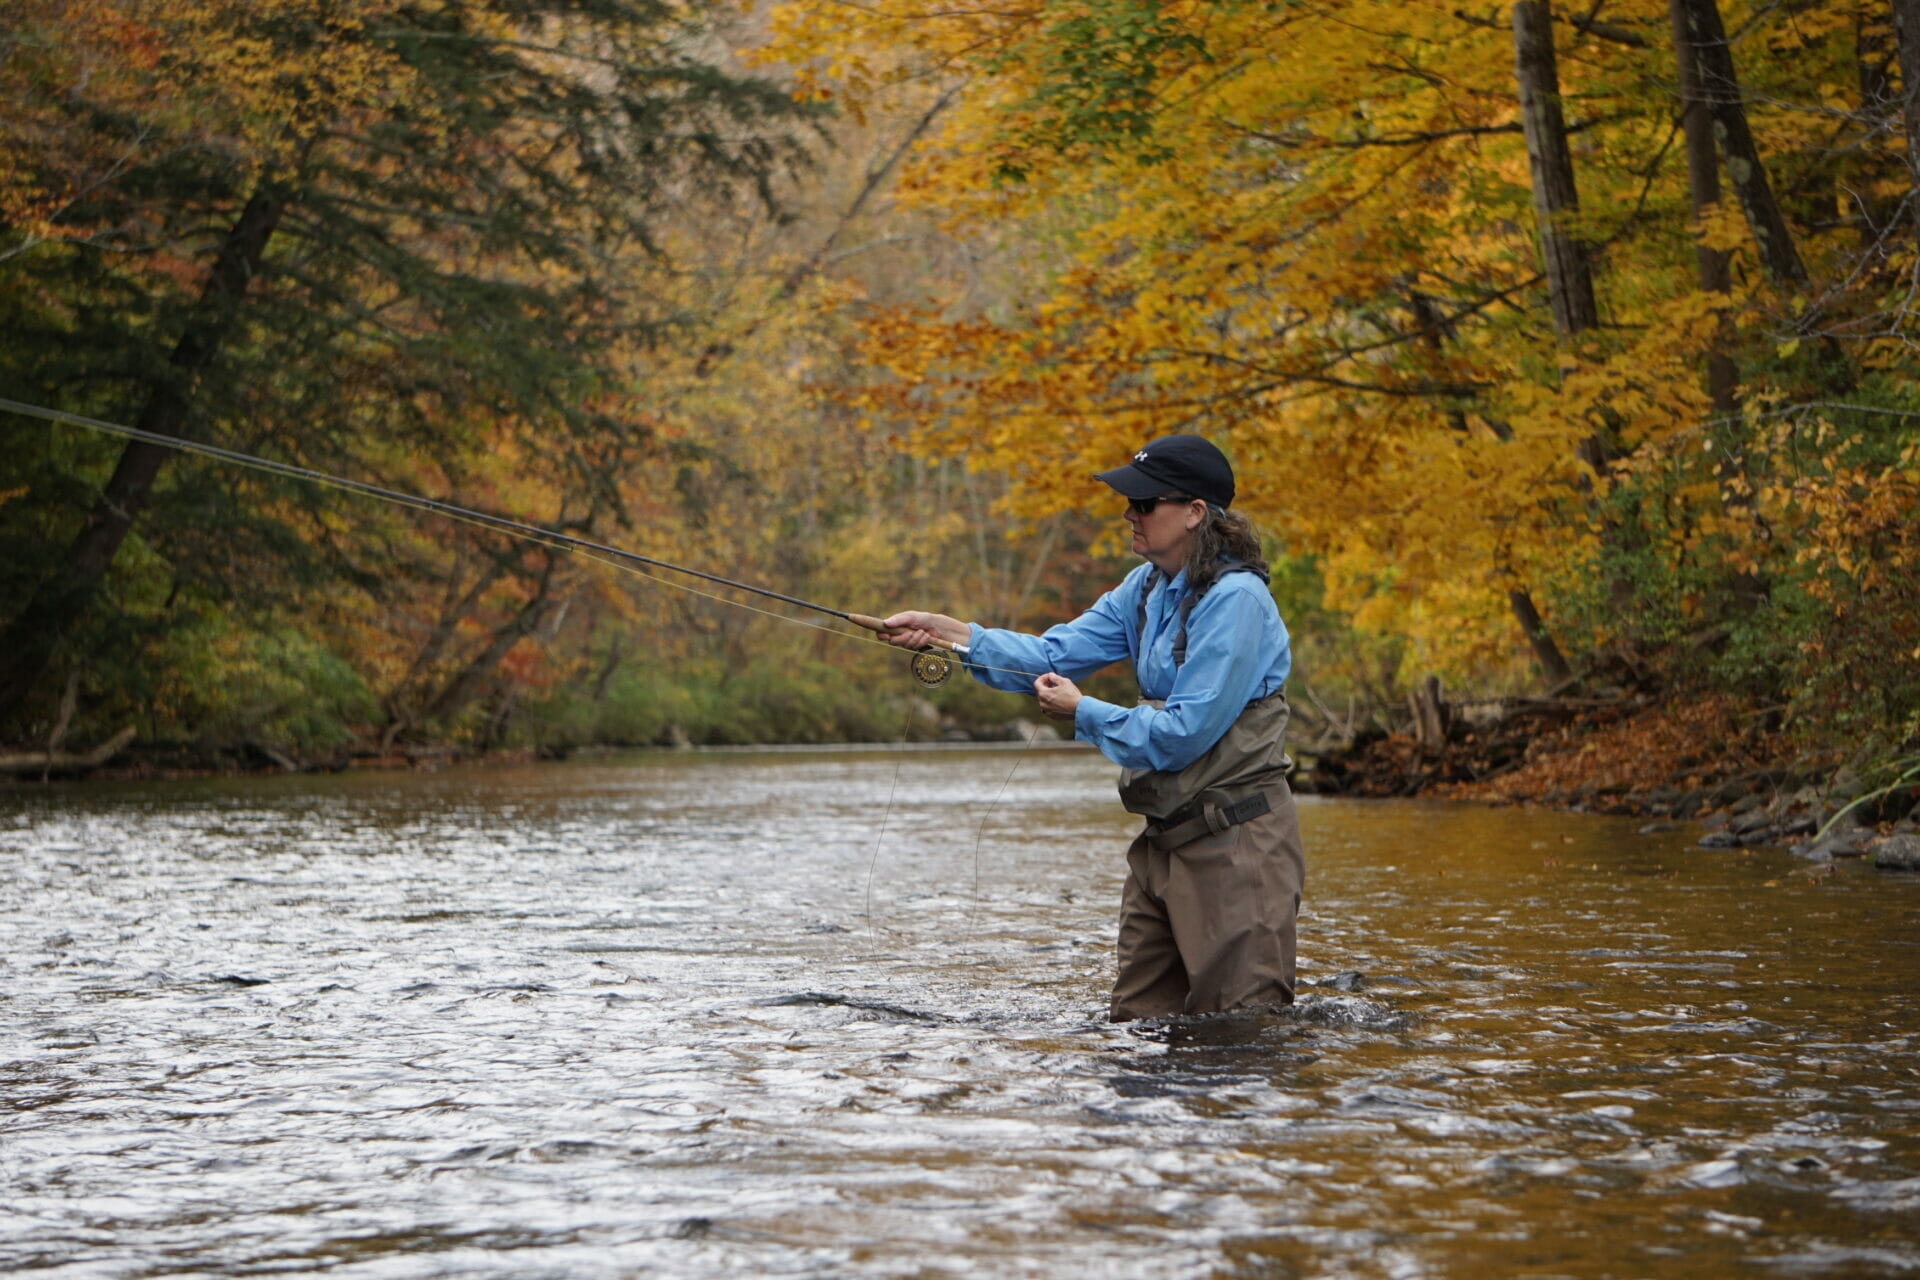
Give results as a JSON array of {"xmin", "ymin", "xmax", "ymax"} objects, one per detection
[{"xmin": 3, "ymin": 745, "xmax": 1917, "ymax": 1278}]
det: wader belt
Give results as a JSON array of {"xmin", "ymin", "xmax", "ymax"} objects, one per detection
[{"xmin": 1145, "ymin": 788, "xmax": 1274, "ymax": 853}]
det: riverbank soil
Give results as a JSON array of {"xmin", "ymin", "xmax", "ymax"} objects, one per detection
[{"xmin": 1301, "ymin": 694, "xmax": 1920, "ymax": 865}]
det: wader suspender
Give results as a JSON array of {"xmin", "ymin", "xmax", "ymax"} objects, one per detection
[
  {"xmin": 1134, "ymin": 559, "xmax": 1268, "ymax": 677},
  {"xmin": 1132, "ymin": 560, "xmax": 1283, "ymax": 851}
]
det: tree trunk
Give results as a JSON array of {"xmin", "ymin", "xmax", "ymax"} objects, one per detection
[
  {"xmin": 1674, "ymin": 0, "xmax": 1810, "ymax": 290},
  {"xmin": 0, "ymin": 190, "xmax": 285, "ymax": 726},
  {"xmin": 591, "ymin": 629, "xmax": 627, "ymax": 704},
  {"xmin": 1894, "ymin": 0, "xmax": 1920, "ymax": 243},
  {"xmin": 383, "ymin": 551, "xmax": 512, "ymax": 732},
  {"xmin": 1671, "ymin": 0, "xmax": 1772, "ymax": 611},
  {"xmin": 1505, "ymin": 2, "xmax": 1592, "ymax": 688},
  {"xmin": 1670, "ymin": 0, "xmax": 1740, "ymax": 415},
  {"xmin": 1513, "ymin": 0, "xmax": 1600, "ymax": 336},
  {"xmin": 0, "ymin": 726, "xmax": 137, "ymax": 777},
  {"xmin": 1515, "ymin": 0, "xmax": 1624, "ymax": 485},
  {"xmin": 1510, "ymin": 589, "xmax": 1577, "ymax": 688},
  {"xmin": 423, "ymin": 562, "xmax": 560, "ymax": 724},
  {"xmin": 1408, "ymin": 674, "xmax": 1452, "ymax": 758},
  {"xmin": 1857, "ymin": 12, "xmax": 1900, "ymax": 246}
]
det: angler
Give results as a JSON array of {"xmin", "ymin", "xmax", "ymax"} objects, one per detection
[{"xmin": 882, "ymin": 434, "xmax": 1304, "ymax": 1021}]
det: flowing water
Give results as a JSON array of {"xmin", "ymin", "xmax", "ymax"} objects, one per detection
[{"xmin": 3, "ymin": 745, "xmax": 1917, "ymax": 1279}]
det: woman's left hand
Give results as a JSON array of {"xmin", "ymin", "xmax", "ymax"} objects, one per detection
[{"xmin": 1034, "ymin": 672, "xmax": 1082, "ymax": 722}]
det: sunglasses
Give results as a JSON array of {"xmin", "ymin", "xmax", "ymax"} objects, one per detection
[{"xmin": 1127, "ymin": 494, "xmax": 1189, "ymax": 515}]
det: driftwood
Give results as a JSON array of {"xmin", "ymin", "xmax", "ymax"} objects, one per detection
[
  {"xmin": 244, "ymin": 741, "xmax": 301, "ymax": 772},
  {"xmin": 1448, "ymin": 694, "xmax": 1644, "ymax": 715},
  {"xmin": 0, "ymin": 726, "xmax": 137, "ymax": 776}
]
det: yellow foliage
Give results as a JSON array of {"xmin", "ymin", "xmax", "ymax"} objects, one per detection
[
  {"xmin": 754, "ymin": 0, "xmax": 1919, "ymax": 704},
  {"xmin": 1, "ymin": 0, "xmax": 436, "ymax": 245}
]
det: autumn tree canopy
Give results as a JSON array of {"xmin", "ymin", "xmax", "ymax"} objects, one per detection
[
  {"xmin": 2, "ymin": 0, "xmax": 1915, "ymax": 763},
  {"xmin": 759, "ymin": 0, "xmax": 1920, "ymax": 753},
  {"xmin": 0, "ymin": 0, "xmax": 817, "ymax": 738}
]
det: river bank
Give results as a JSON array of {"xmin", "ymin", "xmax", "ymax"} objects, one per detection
[
  {"xmin": 0, "ymin": 707, "xmax": 1064, "ymax": 784},
  {"xmin": 10, "ymin": 690, "xmax": 1919, "ymax": 873},
  {"xmin": 1296, "ymin": 692, "xmax": 1920, "ymax": 871}
]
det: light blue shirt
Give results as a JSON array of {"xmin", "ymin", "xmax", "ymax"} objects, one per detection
[{"xmin": 965, "ymin": 562, "xmax": 1290, "ymax": 772}]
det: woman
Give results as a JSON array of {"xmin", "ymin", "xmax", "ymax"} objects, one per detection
[{"xmin": 882, "ymin": 434, "xmax": 1304, "ymax": 1020}]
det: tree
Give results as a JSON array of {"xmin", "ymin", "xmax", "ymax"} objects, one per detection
[
  {"xmin": 1514, "ymin": 1, "xmax": 1601, "ymax": 338},
  {"xmin": 1897, "ymin": 0, "xmax": 1920, "ymax": 238},
  {"xmin": 1672, "ymin": 0, "xmax": 1810, "ymax": 290},
  {"xmin": 757, "ymin": 0, "xmax": 1920, "ymax": 754},
  {"xmin": 0, "ymin": 0, "xmax": 810, "ymax": 732}
]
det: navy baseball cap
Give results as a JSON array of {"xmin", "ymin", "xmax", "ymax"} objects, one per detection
[{"xmin": 1094, "ymin": 434, "xmax": 1236, "ymax": 508}]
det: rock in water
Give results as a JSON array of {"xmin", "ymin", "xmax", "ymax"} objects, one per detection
[{"xmin": 1872, "ymin": 834, "xmax": 1920, "ymax": 871}]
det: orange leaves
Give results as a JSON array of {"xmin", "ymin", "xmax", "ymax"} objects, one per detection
[
  {"xmin": 744, "ymin": 0, "xmax": 1920, "ymax": 724},
  {"xmin": 1770, "ymin": 445, "xmax": 1920, "ymax": 599},
  {"xmin": 1, "ymin": 0, "xmax": 420, "ymax": 255}
]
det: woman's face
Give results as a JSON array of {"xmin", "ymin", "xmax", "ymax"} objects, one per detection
[{"xmin": 1124, "ymin": 495, "xmax": 1205, "ymax": 572}]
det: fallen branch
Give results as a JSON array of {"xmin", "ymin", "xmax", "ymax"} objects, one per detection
[
  {"xmin": 0, "ymin": 726, "xmax": 137, "ymax": 776},
  {"xmin": 1493, "ymin": 694, "xmax": 1644, "ymax": 714}
]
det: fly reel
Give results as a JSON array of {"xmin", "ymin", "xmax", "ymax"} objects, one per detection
[
  {"xmin": 844, "ymin": 612, "xmax": 964, "ymax": 688},
  {"xmin": 910, "ymin": 649, "xmax": 956, "ymax": 688}
]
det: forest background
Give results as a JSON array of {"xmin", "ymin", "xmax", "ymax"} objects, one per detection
[{"xmin": 1, "ymin": 0, "xmax": 1916, "ymax": 780}]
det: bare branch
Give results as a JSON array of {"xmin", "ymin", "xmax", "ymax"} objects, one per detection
[{"xmin": 1452, "ymin": 5, "xmax": 1652, "ymax": 47}]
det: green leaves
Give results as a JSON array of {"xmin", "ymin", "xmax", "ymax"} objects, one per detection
[
  {"xmin": 0, "ymin": 0, "xmax": 817, "ymax": 742},
  {"xmin": 995, "ymin": 0, "xmax": 1210, "ymax": 180}
]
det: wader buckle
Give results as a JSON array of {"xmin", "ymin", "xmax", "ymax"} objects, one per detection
[{"xmin": 1147, "ymin": 788, "xmax": 1272, "ymax": 852}]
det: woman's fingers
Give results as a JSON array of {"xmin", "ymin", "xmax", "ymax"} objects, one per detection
[
  {"xmin": 878, "ymin": 611, "xmax": 963, "ymax": 649},
  {"xmin": 876, "ymin": 613, "xmax": 931, "ymax": 649},
  {"xmin": 1032, "ymin": 672, "xmax": 1082, "ymax": 721}
]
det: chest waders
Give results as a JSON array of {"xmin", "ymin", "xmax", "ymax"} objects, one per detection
[
  {"xmin": 1105, "ymin": 558, "xmax": 1305, "ymax": 1020},
  {"xmin": 1115, "ymin": 562, "xmax": 1294, "ymax": 851}
]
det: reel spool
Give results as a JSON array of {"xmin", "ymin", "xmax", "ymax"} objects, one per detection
[{"xmin": 910, "ymin": 649, "xmax": 955, "ymax": 688}]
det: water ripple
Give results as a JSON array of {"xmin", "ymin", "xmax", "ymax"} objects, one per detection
[{"xmin": 3, "ymin": 751, "xmax": 1918, "ymax": 1278}]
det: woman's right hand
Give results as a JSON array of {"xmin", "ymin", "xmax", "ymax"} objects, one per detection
[{"xmin": 880, "ymin": 611, "xmax": 970, "ymax": 650}]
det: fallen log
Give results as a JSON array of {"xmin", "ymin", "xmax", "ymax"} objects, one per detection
[{"xmin": 0, "ymin": 726, "xmax": 137, "ymax": 776}]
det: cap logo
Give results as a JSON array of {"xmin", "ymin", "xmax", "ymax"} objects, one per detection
[{"xmin": 1135, "ymin": 450, "xmax": 1149, "ymax": 462}]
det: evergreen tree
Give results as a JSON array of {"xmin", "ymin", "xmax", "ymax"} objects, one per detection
[{"xmin": 0, "ymin": 0, "xmax": 812, "ymax": 734}]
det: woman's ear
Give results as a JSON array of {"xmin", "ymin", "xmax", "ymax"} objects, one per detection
[{"xmin": 1184, "ymin": 500, "xmax": 1205, "ymax": 531}]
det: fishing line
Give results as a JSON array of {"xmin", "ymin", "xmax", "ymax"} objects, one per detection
[
  {"xmin": 862, "ymin": 719, "xmax": 1049, "ymax": 948},
  {"xmin": 7, "ymin": 396, "xmax": 1062, "ymax": 939},
  {"xmin": 863, "ymin": 699, "xmax": 918, "ymax": 942},
  {"xmin": 963, "ymin": 720, "xmax": 1045, "ymax": 945},
  {"xmin": 0, "ymin": 397, "xmax": 1052, "ymax": 684},
  {"xmin": 7, "ymin": 401, "xmax": 1082, "ymax": 959}
]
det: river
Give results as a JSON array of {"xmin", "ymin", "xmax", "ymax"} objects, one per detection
[{"xmin": 3, "ymin": 745, "xmax": 1917, "ymax": 1278}]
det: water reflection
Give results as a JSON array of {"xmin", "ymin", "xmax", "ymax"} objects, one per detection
[{"xmin": 3, "ymin": 746, "xmax": 1917, "ymax": 1278}]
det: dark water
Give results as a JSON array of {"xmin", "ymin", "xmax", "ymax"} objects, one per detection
[{"xmin": 3, "ymin": 746, "xmax": 1917, "ymax": 1278}]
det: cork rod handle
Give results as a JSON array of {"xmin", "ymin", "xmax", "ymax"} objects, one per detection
[{"xmin": 845, "ymin": 612, "xmax": 963, "ymax": 653}]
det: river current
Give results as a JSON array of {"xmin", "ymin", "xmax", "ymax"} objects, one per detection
[{"xmin": 3, "ymin": 745, "xmax": 1917, "ymax": 1278}]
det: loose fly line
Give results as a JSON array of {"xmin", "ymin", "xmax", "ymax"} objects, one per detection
[
  {"xmin": 862, "ymin": 704, "xmax": 1044, "ymax": 948},
  {"xmin": 0, "ymin": 397, "xmax": 1049, "ymax": 685}
]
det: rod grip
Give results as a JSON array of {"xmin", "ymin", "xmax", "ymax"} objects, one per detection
[{"xmin": 847, "ymin": 612, "xmax": 961, "ymax": 652}]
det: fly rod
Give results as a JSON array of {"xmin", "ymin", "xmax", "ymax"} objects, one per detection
[{"xmin": 0, "ymin": 396, "xmax": 973, "ymax": 686}]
